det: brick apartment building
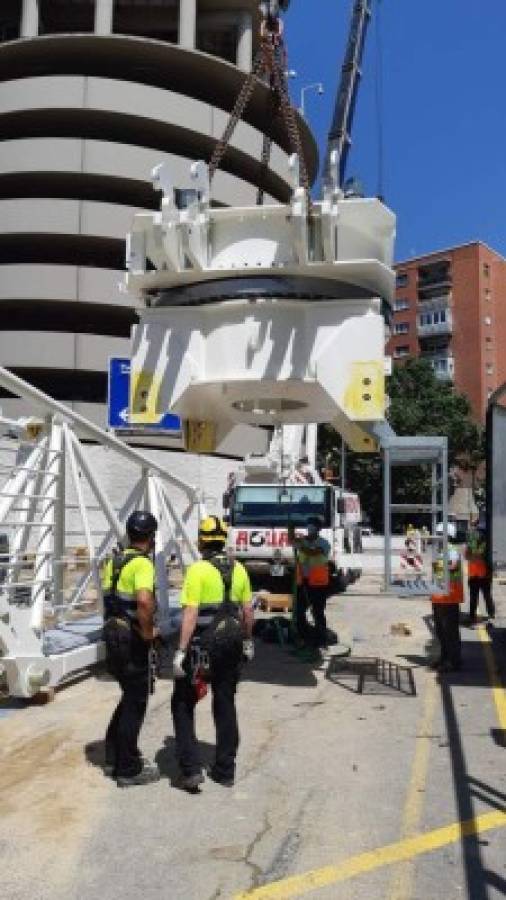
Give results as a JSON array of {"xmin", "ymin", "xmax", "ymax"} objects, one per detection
[{"xmin": 388, "ymin": 242, "xmax": 506, "ymax": 421}]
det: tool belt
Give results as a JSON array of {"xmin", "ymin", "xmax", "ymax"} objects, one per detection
[{"xmin": 103, "ymin": 617, "xmax": 148, "ymax": 678}]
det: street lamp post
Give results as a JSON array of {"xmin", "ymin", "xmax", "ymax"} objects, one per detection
[{"xmin": 299, "ymin": 82, "xmax": 324, "ymax": 118}]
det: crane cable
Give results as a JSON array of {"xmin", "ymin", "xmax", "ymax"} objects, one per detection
[{"xmin": 208, "ymin": 13, "xmax": 310, "ymax": 199}]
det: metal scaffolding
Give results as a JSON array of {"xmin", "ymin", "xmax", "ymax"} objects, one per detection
[
  {"xmin": 0, "ymin": 366, "xmax": 202, "ymax": 699},
  {"xmin": 382, "ymin": 434, "xmax": 449, "ymax": 593}
]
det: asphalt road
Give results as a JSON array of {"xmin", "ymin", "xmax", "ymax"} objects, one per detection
[{"xmin": 1, "ymin": 577, "xmax": 506, "ymax": 900}]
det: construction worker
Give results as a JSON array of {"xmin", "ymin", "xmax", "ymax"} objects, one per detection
[
  {"xmin": 288, "ymin": 516, "xmax": 331, "ymax": 647},
  {"xmin": 171, "ymin": 516, "xmax": 254, "ymax": 791},
  {"xmin": 465, "ymin": 522, "xmax": 495, "ymax": 626},
  {"xmin": 430, "ymin": 536, "xmax": 464, "ymax": 673},
  {"xmin": 101, "ymin": 510, "xmax": 160, "ymax": 787}
]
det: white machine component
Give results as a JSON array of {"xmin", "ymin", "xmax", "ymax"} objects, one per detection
[{"xmin": 126, "ymin": 154, "xmax": 396, "ymax": 453}]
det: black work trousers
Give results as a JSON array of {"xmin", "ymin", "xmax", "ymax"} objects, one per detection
[
  {"xmin": 469, "ymin": 577, "xmax": 495, "ymax": 621},
  {"xmin": 432, "ymin": 603, "xmax": 461, "ymax": 668},
  {"xmin": 171, "ymin": 658, "xmax": 240, "ymax": 780},
  {"xmin": 296, "ymin": 583, "xmax": 328, "ymax": 646},
  {"xmin": 105, "ymin": 624, "xmax": 150, "ymax": 778}
]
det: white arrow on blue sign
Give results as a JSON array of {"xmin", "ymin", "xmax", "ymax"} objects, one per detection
[{"xmin": 107, "ymin": 358, "xmax": 181, "ymax": 432}]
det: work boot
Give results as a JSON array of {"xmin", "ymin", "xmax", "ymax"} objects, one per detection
[
  {"xmin": 116, "ymin": 761, "xmax": 160, "ymax": 788},
  {"xmin": 105, "ymin": 750, "xmax": 143, "ymax": 777},
  {"xmin": 208, "ymin": 768, "xmax": 235, "ymax": 788},
  {"xmin": 178, "ymin": 772, "xmax": 205, "ymax": 793}
]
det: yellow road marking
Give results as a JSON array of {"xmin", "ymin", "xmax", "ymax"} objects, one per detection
[
  {"xmin": 477, "ymin": 625, "xmax": 506, "ymax": 733},
  {"xmin": 387, "ymin": 674, "xmax": 438, "ymax": 900},
  {"xmin": 235, "ymin": 627, "xmax": 506, "ymax": 900},
  {"xmin": 234, "ymin": 811, "xmax": 506, "ymax": 900}
]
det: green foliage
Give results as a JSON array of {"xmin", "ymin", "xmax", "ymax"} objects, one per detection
[
  {"xmin": 387, "ymin": 358, "xmax": 482, "ymax": 468},
  {"xmin": 318, "ymin": 358, "xmax": 484, "ymax": 530}
]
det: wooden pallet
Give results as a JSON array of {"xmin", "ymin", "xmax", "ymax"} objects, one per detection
[{"xmin": 256, "ymin": 591, "xmax": 293, "ymax": 613}]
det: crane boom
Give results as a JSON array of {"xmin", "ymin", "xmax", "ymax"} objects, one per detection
[{"xmin": 324, "ymin": 0, "xmax": 372, "ymax": 188}]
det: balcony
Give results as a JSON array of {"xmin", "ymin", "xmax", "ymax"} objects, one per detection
[
  {"xmin": 421, "ymin": 352, "xmax": 454, "ymax": 380},
  {"xmin": 418, "ymin": 309, "xmax": 453, "ymax": 337},
  {"xmin": 417, "ymin": 261, "xmax": 452, "ymax": 297},
  {"xmin": 418, "ymin": 277, "xmax": 452, "ymax": 294},
  {"xmin": 417, "ymin": 292, "xmax": 452, "ymax": 309}
]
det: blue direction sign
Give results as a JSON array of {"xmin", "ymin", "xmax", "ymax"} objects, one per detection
[{"xmin": 107, "ymin": 358, "xmax": 181, "ymax": 432}]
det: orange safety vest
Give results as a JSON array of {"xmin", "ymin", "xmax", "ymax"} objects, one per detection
[
  {"xmin": 466, "ymin": 535, "xmax": 488, "ymax": 578},
  {"xmin": 297, "ymin": 563, "xmax": 330, "ymax": 588},
  {"xmin": 295, "ymin": 542, "xmax": 330, "ymax": 588},
  {"xmin": 431, "ymin": 556, "xmax": 464, "ymax": 605},
  {"xmin": 468, "ymin": 558, "xmax": 488, "ymax": 579}
]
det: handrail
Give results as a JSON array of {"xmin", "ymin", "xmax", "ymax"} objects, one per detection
[{"xmin": 0, "ymin": 365, "xmax": 198, "ymax": 503}]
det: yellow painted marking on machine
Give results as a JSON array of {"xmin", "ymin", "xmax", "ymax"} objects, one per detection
[
  {"xmin": 234, "ymin": 811, "xmax": 506, "ymax": 899},
  {"xmin": 343, "ymin": 360, "xmax": 385, "ymax": 420},
  {"xmin": 129, "ymin": 370, "xmax": 163, "ymax": 424},
  {"xmin": 331, "ymin": 409, "xmax": 378, "ymax": 453},
  {"xmin": 184, "ymin": 419, "xmax": 217, "ymax": 454}
]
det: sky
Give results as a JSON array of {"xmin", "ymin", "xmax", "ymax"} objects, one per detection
[{"xmin": 284, "ymin": 0, "xmax": 506, "ymax": 262}]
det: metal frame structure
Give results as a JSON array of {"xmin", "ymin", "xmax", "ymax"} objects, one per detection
[
  {"xmin": 382, "ymin": 435, "xmax": 449, "ymax": 593},
  {"xmin": 0, "ymin": 366, "xmax": 201, "ymax": 699},
  {"xmin": 486, "ymin": 380, "xmax": 506, "ymax": 572}
]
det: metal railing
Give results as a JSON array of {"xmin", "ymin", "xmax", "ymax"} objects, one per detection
[{"xmin": 0, "ymin": 365, "xmax": 203, "ymax": 698}]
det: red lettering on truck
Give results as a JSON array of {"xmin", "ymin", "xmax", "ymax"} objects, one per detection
[{"xmin": 236, "ymin": 531, "xmax": 248, "ymax": 548}]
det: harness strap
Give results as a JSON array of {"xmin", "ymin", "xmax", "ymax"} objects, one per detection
[{"xmin": 104, "ymin": 550, "xmax": 151, "ymax": 622}]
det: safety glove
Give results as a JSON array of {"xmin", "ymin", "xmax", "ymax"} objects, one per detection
[
  {"xmin": 173, "ymin": 648, "xmax": 186, "ymax": 678},
  {"xmin": 243, "ymin": 639, "xmax": 255, "ymax": 662}
]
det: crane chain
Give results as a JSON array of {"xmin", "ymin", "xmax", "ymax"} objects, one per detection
[
  {"xmin": 256, "ymin": 72, "xmax": 277, "ymax": 205},
  {"xmin": 208, "ymin": 51, "xmax": 265, "ymax": 185},
  {"xmin": 208, "ymin": 26, "xmax": 310, "ymax": 200},
  {"xmin": 269, "ymin": 46, "xmax": 310, "ymax": 195}
]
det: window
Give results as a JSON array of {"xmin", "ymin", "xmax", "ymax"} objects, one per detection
[
  {"xmin": 396, "ymin": 272, "xmax": 408, "ymax": 288},
  {"xmin": 485, "ymin": 289, "xmax": 491, "ymax": 301},
  {"xmin": 484, "ymin": 315, "xmax": 492, "ymax": 326},
  {"xmin": 393, "ymin": 345, "xmax": 410, "ymax": 358},
  {"xmin": 486, "ymin": 336, "xmax": 493, "ymax": 346},
  {"xmin": 483, "ymin": 263, "xmax": 490, "ymax": 277},
  {"xmin": 486, "ymin": 364, "xmax": 493, "ymax": 375},
  {"xmin": 487, "ymin": 388, "xmax": 493, "ymax": 400},
  {"xmin": 394, "ymin": 322, "xmax": 409, "ymax": 335},
  {"xmin": 394, "ymin": 298, "xmax": 410, "ymax": 311},
  {"xmin": 419, "ymin": 310, "xmax": 448, "ymax": 327},
  {"xmin": 231, "ymin": 485, "xmax": 331, "ymax": 528}
]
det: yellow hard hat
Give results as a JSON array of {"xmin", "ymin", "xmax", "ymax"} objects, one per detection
[{"xmin": 198, "ymin": 515, "xmax": 228, "ymax": 544}]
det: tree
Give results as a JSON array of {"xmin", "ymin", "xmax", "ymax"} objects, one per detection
[{"xmin": 318, "ymin": 358, "xmax": 484, "ymax": 530}]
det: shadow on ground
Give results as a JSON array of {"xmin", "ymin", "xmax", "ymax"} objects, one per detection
[{"xmin": 155, "ymin": 736, "xmax": 217, "ymax": 790}]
